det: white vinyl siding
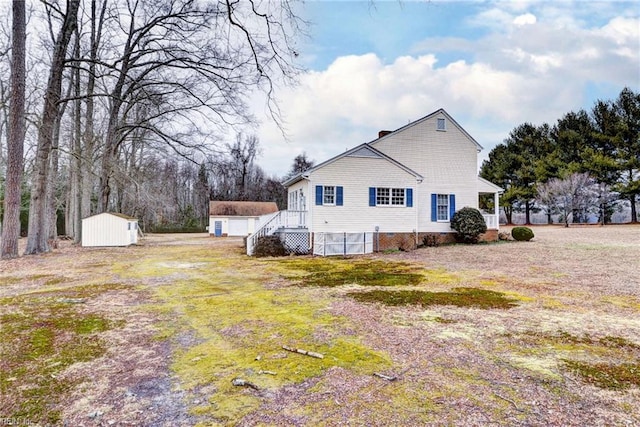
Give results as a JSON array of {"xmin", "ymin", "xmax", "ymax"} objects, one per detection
[
  {"xmin": 310, "ymin": 156, "xmax": 417, "ymax": 233},
  {"xmin": 82, "ymin": 213, "xmax": 138, "ymax": 247},
  {"xmin": 371, "ymin": 112, "xmax": 479, "ymax": 233}
]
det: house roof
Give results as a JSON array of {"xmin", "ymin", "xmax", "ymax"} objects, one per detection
[
  {"xmin": 369, "ymin": 108, "xmax": 483, "ymax": 151},
  {"xmin": 282, "ymin": 143, "xmax": 424, "ymax": 187},
  {"xmin": 478, "ymin": 176, "xmax": 504, "ymax": 194},
  {"xmin": 209, "ymin": 201, "xmax": 279, "ymax": 217},
  {"xmin": 83, "ymin": 212, "xmax": 137, "ymax": 221}
]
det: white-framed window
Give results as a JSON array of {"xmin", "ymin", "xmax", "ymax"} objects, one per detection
[
  {"xmin": 316, "ymin": 185, "xmax": 343, "ymax": 206},
  {"xmin": 323, "ymin": 185, "xmax": 335, "ymax": 205},
  {"xmin": 376, "ymin": 187, "xmax": 390, "ymax": 205},
  {"xmin": 376, "ymin": 187, "xmax": 405, "ymax": 206},
  {"xmin": 289, "ymin": 191, "xmax": 297, "ymax": 210},
  {"xmin": 371, "ymin": 187, "xmax": 413, "ymax": 207},
  {"xmin": 391, "ymin": 188, "xmax": 405, "ymax": 205},
  {"xmin": 437, "ymin": 118, "xmax": 446, "ymax": 131},
  {"xmin": 437, "ymin": 194, "xmax": 449, "ymax": 220}
]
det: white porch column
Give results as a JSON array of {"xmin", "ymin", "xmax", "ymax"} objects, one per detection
[{"xmin": 494, "ymin": 192, "xmax": 500, "ymax": 230}]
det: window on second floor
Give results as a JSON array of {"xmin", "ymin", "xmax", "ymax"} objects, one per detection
[{"xmin": 437, "ymin": 118, "xmax": 446, "ymax": 131}]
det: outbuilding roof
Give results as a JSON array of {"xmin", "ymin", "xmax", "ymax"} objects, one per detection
[
  {"xmin": 83, "ymin": 212, "xmax": 137, "ymax": 221},
  {"xmin": 209, "ymin": 201, "xmax": 279, "ymax": 217}
]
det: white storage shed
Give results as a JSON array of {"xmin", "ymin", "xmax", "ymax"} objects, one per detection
[
  {"xmin": 82, "ymin": 212, "xmax": 139, "ymax": 247},
  {"xmin": 209, "ymin": 201, "xmax": 279, "ymax": 237}
]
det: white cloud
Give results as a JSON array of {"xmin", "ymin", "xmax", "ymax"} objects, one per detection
[
  {"xmin": 252, "ymin": 9, "xmax": 639, "ymax": 177},
  {"xmin": 513, "ymin": 13, "xmax": 537, "ymax": 26}
]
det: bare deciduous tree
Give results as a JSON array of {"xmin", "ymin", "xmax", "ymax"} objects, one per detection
[
  {"xmin": 90, "ymin": 0, "xmax": 303, "ymax": 212},
  {"xmin": 1, "ymin": 0, "xmax": 26, "ymax": 259},
  {"xmin": 536, "ymin": 172, "xmax": 609, "ymax": 227},
  {"xmin": 25, "ymin": 0, "xmax": 80, "ymax": 255}
]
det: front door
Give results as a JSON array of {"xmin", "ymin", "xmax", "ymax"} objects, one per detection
[{"xmin": 214, "ymin": 221, "xmax": 222, "ymax": 237}]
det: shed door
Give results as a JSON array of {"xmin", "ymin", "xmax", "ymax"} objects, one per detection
[
  {"xmin": 228, "ymin": 218, "xmax": 248, "ymax": 236},
  {"xmin": 214, "ymin": 221, "xmax": 223, "ymax": 237}
]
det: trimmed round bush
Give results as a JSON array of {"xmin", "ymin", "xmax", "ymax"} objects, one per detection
[
  {"xmin": 253, "ymin": 235, "xmax": 287, "ymax": 257},
  {"xmin": 511, "ymin": 226, "xmax": 534, "ymax": 241},
  {"xmin": 450, "ymin": 207, "xmax": 487, "ymax": 243}
]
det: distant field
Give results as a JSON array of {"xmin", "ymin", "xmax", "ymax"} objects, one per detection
[{"xmin": 1, "ymin": 226, "xmax": 639, "ymax": 426}]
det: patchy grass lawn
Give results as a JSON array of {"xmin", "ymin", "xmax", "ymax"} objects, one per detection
[{"xmin": 1, "ymin": 226, "xmax": 640, "ymax": 426}]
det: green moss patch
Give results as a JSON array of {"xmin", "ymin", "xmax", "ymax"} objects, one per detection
[
  {"xmin": 143, "ymin": 252, "xmax": 393, "ymax": 423},
  {"xmin": 0, "ymin": 276, "xmax": 23, "ymax": 285},
  {"xmin": 347, "ymin": 287, "xmax": 518, "ymax": 309},
  {"xmin": 563, "ymin": 360, "xmax": 640, "ymax": 390},
  {"xmin": 502, "ymin": 330, "xmax": 640, "ymax": 389},
  {"xmin": 277, "ymin": 258, "xmax": 459, "ymax": 288},
  {"xmin": 0, "ymin": 288, "xmax": 122, "ymax": 423},
  {"xmin": 520, "ymin": 330, "xmax": 640, "ymax": 353}
]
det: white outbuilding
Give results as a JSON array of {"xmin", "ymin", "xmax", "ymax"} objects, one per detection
[
  {"xmin": 209, "ymin": 201, "xmax": 279, "ymax": 237},
  {"xmin": 81, "ymin": 212, "xmax": 139, "ymax": 247}
]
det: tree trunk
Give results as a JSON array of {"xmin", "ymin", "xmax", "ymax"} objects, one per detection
[
  {"xmin": 47, "ymin": 76, "xmax": 73, "ymax": 243},
  {"xmin": 630, "ymin": 195, "xmax": 638, "ymax": 223},
  {"xmin": 504, "ymin": 206, "xmax": 513, "ymax": 225},
  {"xmin": 68, "ymin": 32, "xmax": 82, "ymax": 242},
  {"xmin": 25, "ymin": 0, "xmax": 80, "ymax": 255},
  {"xmin": 1, "ymin": 0, "xmax": 26, "ymax": 259},
  {"xmin": 47, "ymin": 116, "xmax": 61, "ymax": 242},
  {"xmin": 525, "ymin": 200, "xmax": 532, "ymax": 225},
  {"xmin": 81, "ymin": 0, "xmax": 105, "ymax": 220}
]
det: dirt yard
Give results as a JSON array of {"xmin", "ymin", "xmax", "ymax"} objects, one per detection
[{"xmin": 1, "ymin": 225, "xmax": 639, "ymax": 426}]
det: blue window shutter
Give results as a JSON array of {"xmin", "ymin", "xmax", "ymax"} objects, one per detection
[
  {"xmin": 449, "ymin": 194, "xmax": 456, "ymax": 220},
  {"xmin": 315, "ymin": 185, "xmax": 323, "ymax": 205},
  {"xmin": 406, "ymin": 188, "xmax": 413, "ymax": 207},
  {"xmin": 431, "ymin": 194, "xmax": 437, "ymax": 221},
  {"xmin": 369, "ymin": 187, "xmax": 376, "ymax": 206},
  {"xmin": 336, "ymin": 186, "xmax": 343, "ymax": 206}
]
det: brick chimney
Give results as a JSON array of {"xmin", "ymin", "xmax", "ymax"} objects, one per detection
[{"xmin": 378, "ymin": 130, "xmax": 392, "ymax": 138}]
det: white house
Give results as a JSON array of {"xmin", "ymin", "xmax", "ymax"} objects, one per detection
[
  {"xmin": 209, "ymin": 201, "xmax": 279, "ymax": 237},
  {"xmin": 82, "ymin": 212, "xmax": 139, "ymax": 247},
  {"xmin": 247, "ymin": 109, "xmax": 503, "ymax": 255}
]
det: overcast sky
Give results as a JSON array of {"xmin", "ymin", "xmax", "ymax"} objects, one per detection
[{"xmin": 249, "ymin": 0, "xmax": 639, "ymax": 177}]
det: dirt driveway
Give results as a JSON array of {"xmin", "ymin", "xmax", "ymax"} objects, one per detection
[{"xmin": 1, "ymin": 226, "xmax": 639, "ymax": 426}]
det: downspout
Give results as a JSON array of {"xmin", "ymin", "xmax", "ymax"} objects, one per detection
[
  {"xmin": 415, "ymin": 177, "xmax": 423, "ymax": 248},
  {"xmin": 305, "ymin": 175, "xmax": 312, "ymax": 252}
]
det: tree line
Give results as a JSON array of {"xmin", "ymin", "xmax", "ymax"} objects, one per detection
[
  {"xmin": 480, "ymin": 87, "xmax": 640, "ymax": 225},
  {"xmin": 0, "ymin": 0, "xmax": 305, "ymax": 259}
]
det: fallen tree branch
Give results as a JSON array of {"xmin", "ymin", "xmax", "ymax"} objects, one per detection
[
  {"xmin": 282, "ymin": 345, "xmax": 324, "ymax": 359},
  {"xmin": 373, "ymin": 372, "xmax": 397, "ymax": 381},
  {"xmin": 232, "ymin": 378, "xmax": 259, "ymax": 390},
  {"xmin": 493, "ymin": 392, "xmax": 523, "ymax": 412}
]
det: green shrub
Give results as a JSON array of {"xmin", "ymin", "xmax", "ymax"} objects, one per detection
[
  {"xmin": 450, "ymin": 207, "xmax": 487, "ymax": 243},
  {"xmin": 253, "ymin": 235, "xmax": 287, "ymax": 257},
  {"xmin": 511, "ymin": 226, "xmax": 534, "ymax": 241}
]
